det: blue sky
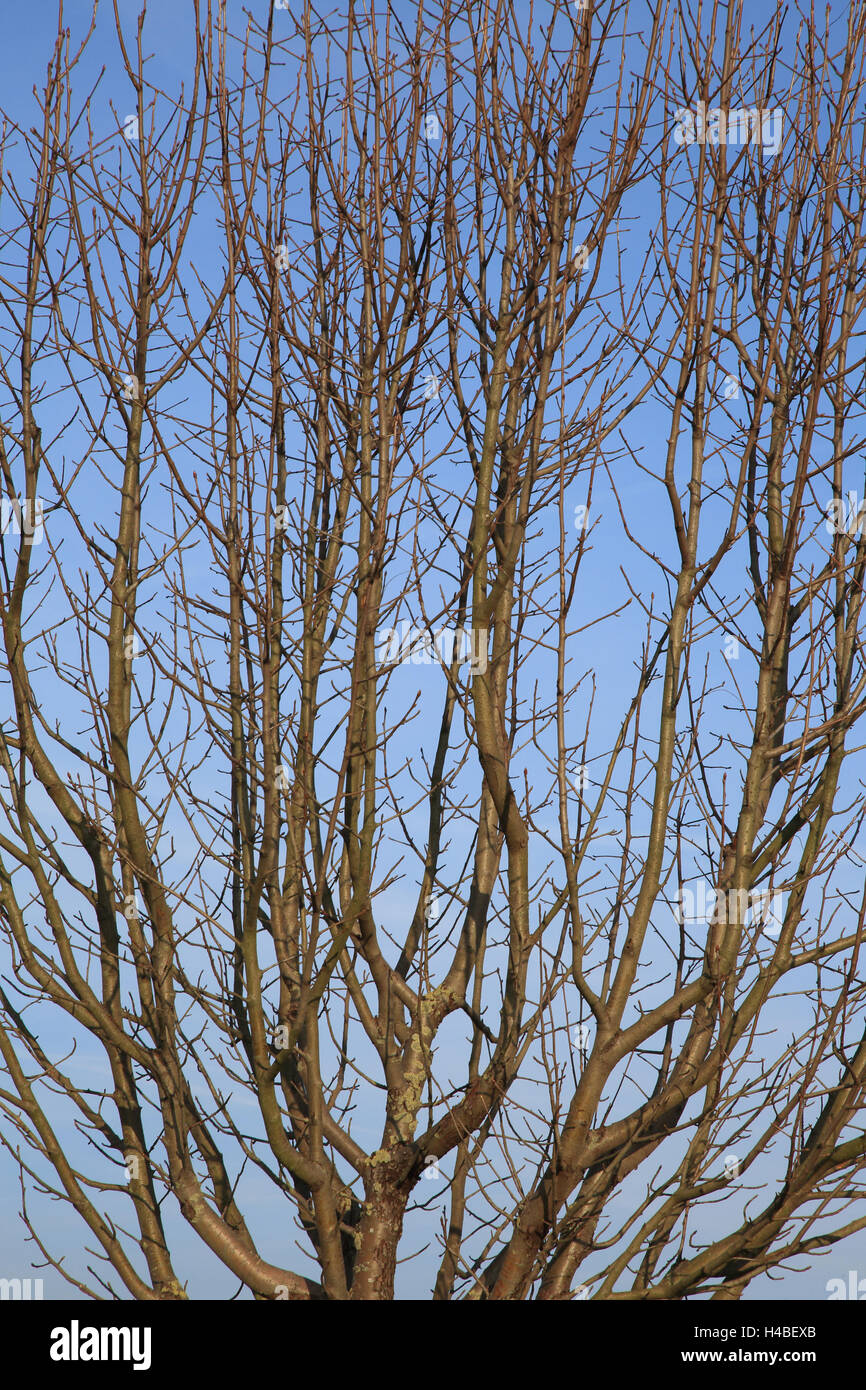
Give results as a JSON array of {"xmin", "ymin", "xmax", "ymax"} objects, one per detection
[{"xmin": 0, "ymin": 0, "xmax": 864, "ymax": 1301}]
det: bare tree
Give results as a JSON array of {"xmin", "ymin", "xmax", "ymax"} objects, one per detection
[{"xmin": 1, "ymin": 0, "xmax": 865, "ymax": 1301}]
